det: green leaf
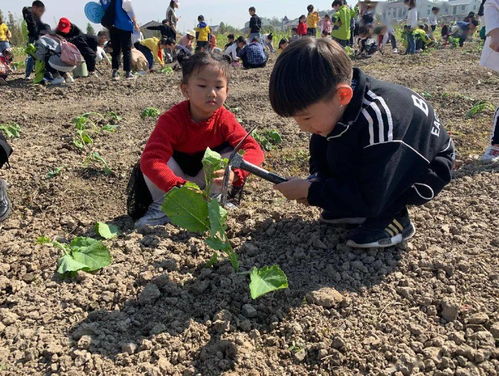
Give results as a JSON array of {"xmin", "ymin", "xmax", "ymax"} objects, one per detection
[
  {"xmin": 249, "ymin": 265, "xmax": 289, "ymax": 299},
  {"xmin": 205, "ymin": 253, "xmax": 219, "ymax": 267},
  {"xmin": 95, "ymin": 222, "xmax": 120, "ymax": 239},
  {"xmin": 202, "ymin": 148, "xmax": 228, "ymax": 190},
  {"xmin": 141, "ymin": 107, "xmax": 161, "ymax": 119},
  {"xmin": 206, "ymin": 236, "xmax": 231, "ymax": 251},
  {"xmin": 46, "ymin": 166, "xmax": 64, "ymax": 179},
  {"xmin": 101, "ymin": 124, "xmax": 119, "ymax": 132},
  {"xmin": 0, "ymin": 123, "xmax": 21, "ymax": 138},
  {"xmin": 57, "ymin": 254, "xmax": 90, "ymax": 274},
  {"xmin": 67, "ymin": 237, "xmax": 111, "ymax": 272},
  {"xmin": 161, "ymin": 186, "xmax": 210, "ymax": 233},
  {"xmin": 227, "ymin": 250, "xmax": 240, "ymax": 271},
  {"xmin": 207, "ymin": 198, "xmax": 227, "ymax": 237},
  {"xmin": 36, "ymin": 236, "xmax": 52, "ymax": 244}
]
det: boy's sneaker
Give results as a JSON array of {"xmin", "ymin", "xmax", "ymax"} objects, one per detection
[
  {"xmin": 0, "ymin": 179, "xmax": 12, "ymax": 223},
  {"xmin": 481, "ymin": 145, "xmax": 499, "ymax": 162},
  {"xmin": 112, "ymin": 70, "xmax": 120, "ymax": 81},
  {"xmin": 134, "ymin": 202, "xmax": 169, "ymax": 229},
  {"xmin": 125, "ymin": 71, "xmax": 135, "ymax": 80},
  {"xmin": 346, "ymin": 208, "xmax": 415, "ymax": 249},
  {"xmin": 320, "ymin": 211, "xmax": 365, "ymax": 225}
]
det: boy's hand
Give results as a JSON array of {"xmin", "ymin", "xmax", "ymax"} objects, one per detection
[
  {"xmin": 274, "ymin": 178, "xmax": 311, "ymax": 201},
  {"xmin": 213, "ymin": 169, "xmax": 234, "ymax": 186}
]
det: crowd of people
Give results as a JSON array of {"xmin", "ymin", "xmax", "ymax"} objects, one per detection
[{"xmin": 0, "ymin": 1, "xmax": 498, "ymax": 249}]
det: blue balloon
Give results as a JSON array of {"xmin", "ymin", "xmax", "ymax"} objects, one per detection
[{"xmin": 85, "ymin": 2, "xmax": 105, "ymax": 24}]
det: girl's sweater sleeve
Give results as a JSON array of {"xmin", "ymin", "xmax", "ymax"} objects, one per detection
[
  {"xmin": 221, "ymin": 110, "xmax": 265, "ymax": 186},
  {"xmin": 140, "ymin": 113, "xmax": 186, "ymax": 192}
]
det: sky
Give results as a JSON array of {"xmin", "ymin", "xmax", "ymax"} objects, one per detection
[{"xmin": 1, "ymin": 0, "xmax": 359, "ymax": 33}]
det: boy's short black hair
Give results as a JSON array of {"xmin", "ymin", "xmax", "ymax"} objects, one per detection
[
  {"xmin": 227, "ymin": 34, "xmax": 235, "ymax": 40},
  {"xmin": 307, "ymin": 4, "xmax": 314, "ymax": 12},
  {"xmin": 236, "ymin": 36, "xmax": 246, "ymax": 44},
  {"xmin": 97, "ymin": 30, "xmax": 109, "ymax": 38},
  {"xmin": 32, "ymin": 1, "xmax": 45, "ymax": 7},
  {"xmin": 249, "ymin": 6, "xmax": 256, "ymax": 12},
  {"xmin": 198, "ymin": 15, "xmax": 204, "ymax": 22},
  {"xmin": 432, "ymin": 7, "xmax": 440, "ymax": 11},
  {"xmin": 332, "ymin": 0, "xmax": 342, "ymax": 7},
  {"xmin": 182, "ymin": 51, "xmax": 230, "ymax": 84},
  {"xmin": 269, "ymin": 38, "xmax": 353, "ymax": 117}
]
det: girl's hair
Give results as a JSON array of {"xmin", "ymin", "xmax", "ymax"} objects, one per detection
[
  {"xmin": 182, "ymin": 52, "xmax": 230, "ymax": 84},
  {"xmin": 278, "ymin": 38, "xmax": 288, "ymax": 48},
  {"xmin": 404, "ymin": 0, "xmax": 416, "ymax": 8},
  {"xmin": 269, "ymin": 38, "xmax": 353, "ymax": 117},
  {"xmin": 227, "ymin": 34, "xmax": 235, "ymax": 40},
  {"xmin": 299, "ymin": 15, "xmax": 306, "ymax": 22},
  {"xmin": 324, "ymin": 14, "xmax": 330, "ymax": 19}
]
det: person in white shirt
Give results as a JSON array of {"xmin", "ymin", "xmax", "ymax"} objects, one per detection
[
  {"xmin": 223, "ymin": 36, "xmax": 246, "ymax": 63},
  {"xmin": 404, "ymin": 0, "xmax": 418, "ymax": 54},
  {"xmin": 428, "ymin": 7, "xmax": 440, "ymax": 37},
  {"xmin": 479, "ymin": 0, "xmax": 499, "ymax": 161},
  {"xmin": 166, "ymin": 0, "xmax": 179, "ymax": 30}
]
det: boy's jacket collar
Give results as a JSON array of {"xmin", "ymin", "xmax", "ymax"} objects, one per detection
[{"xmin": 327, "ymin": 68, "xmax": 367, "ymax": 139}]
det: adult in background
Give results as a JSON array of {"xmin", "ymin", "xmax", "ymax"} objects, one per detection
[
  {"xmin": 166, "ymin": 0, "xmax": 179, "ymax": 31},
  {"xmin": 0, "ymin": 15, "xmax": 12, "ymax": 51},
  {"xmin": 238, "ymin": 37, "xmax": 268, "ymax": 69},
  {"xmin": 480, "ymin": 0, "xmax": 499, "ymax": 161},
  {"xmin": 56, "ymin": 18, "xmax": 98, "ymax": 76},
  {"xmin": 147, "ymin": 19, "xmax": 176, "ymax": 40},
  {"xmin": 100, "ymin": 0, "xmax": 139, "ymax": 80}
]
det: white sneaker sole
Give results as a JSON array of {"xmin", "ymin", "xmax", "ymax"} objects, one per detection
[{"xmin": 346, "ymin": 224, "xmax": 416, "ymax": 249}]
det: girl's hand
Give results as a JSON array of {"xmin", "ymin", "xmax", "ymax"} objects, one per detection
[{"xmin": 213, "ymin": 169, "xmax": 234, "ymax": 186}]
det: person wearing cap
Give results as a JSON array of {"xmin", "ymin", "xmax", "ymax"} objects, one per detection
[
  {"xmin": 56, "ymin": 17, "xmax": 98, "ymax": 76},
  {"xmin": 179, "ymin": 30, "xmax": 195, "ymax": 51},
  {"xmin": 166, "ymin": 0, "xmax": 179, "ymax": 30}
]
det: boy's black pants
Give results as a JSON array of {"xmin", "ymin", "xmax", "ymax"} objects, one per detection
[
  {"xmin": 134, "ymin": 42, "xmax": 154, "ymax": 69},
  {"xmin": 70, "ymin": 35, "xmax": 98, "ymax": 72},
  {"xmin": 109, "ymin": 27, "xmax": 132, "ymax": 72}
]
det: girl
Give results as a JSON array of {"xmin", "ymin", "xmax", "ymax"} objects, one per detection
[
  {"xmin": 134, "ymin": 52, "xmax": 264, "ymax": 228},
  {"xmin": 0, "ymin": 48, "xmax": 13, "ymax": 85},
  {"xmin": 277, "ymin": 38, "xmax": 289, "ymax": 54},
  {"xmin": 166, "ymin": 0, "xmax": 179, "ymax": 30},
  {"xmin": 134, "ymin": 37, "xmax": 173, "ymax": 71},
  {"xmin": 404, "ymin": 0, "xmax": 417, "ymax": 54},
  {"xmin": 321, "ymin": 14, "xmax": 332, "ymax": 37},
  {"xmin": 307, "ymin": 5, "xmax": 320, "ymax": 37},
  {"xmin": 297, "ymin": 15, "xmax": 308, "ymax": 37}
]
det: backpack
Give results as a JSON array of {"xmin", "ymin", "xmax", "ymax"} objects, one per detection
[
  {"xmin": 0, "ymin": 133, "xmax": 13, "ymax": 169},
  {"xmin": 101, "ymin": 0, "xmax": 117, "ymax": 29},
  {"xmin": 59, "ymin": 38, "xmax": 83, "ymax": 66}
]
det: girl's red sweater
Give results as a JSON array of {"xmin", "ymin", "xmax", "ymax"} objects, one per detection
[
  {"xmin": 140, "ymin": 101, "xmax": 264, "ymax": 193},
  {"xmin": 297, "ymin": 22, "xmax": 308, "ymax": 36}
]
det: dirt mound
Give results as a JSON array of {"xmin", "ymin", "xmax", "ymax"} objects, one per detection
[{"xmin": 0, "ymin": 44, "xmax": 498, "ymax": 375}]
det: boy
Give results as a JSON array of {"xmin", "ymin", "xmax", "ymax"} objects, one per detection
[
  {"xmin": 0, "ymin": 48, "xmax": 14, "ymax": 84},
  {"xmin": 357, "ymin": 26, "xmax": 377, "ymax": 57},
  {"xmin": 224, "ymin": 34, "xmax": 235, "ymax": 49},
  {"xmin": 248, "ymin": 7, "xmax": 262, "ymax": 42},
  {"xmin": 331, "ymin": 0, "xmax": 353, "ymax": 47},
  {"xmin": 195, "ymin": 15, "xmax": 211, "ymax": 52},
  {"xmin": 270, "ymin": 38, "xmax": 454, "ymax": 248},
  {"xmin": 0, "ymin": 15, "xmax": 12, "ymax": 52},
  {"xmin": 146, "ymin": 19, "xmax": 176, "ymax": 41},
  {"xmin": 238, "ymin": 37, "xmax": 268, "ymax": 69},
  {"xmin": 429, "ymin": 7, "xmax": 440, "ymax": 34},
  {"xmin": 307, "ymin": 4, "xmax": 320, "ymax": 37}
]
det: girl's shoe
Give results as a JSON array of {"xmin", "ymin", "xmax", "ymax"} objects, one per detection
[
  {"xmin": 346, "ymin": 208, "xmax": 415, "ymax": 249},
  {"xmin": 134, "ymin": 202, "xmax": 169, "ymax": 229},
  {"xmin": 481, "ymin": 145, "xmax": 499, "ymax": 162}
]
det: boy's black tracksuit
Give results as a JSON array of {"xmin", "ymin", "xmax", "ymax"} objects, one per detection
[
  {"xmin": 307, "ymin": 68, "xmax": 454, "ymax": 220},
  {"xmin": 249, "ymin": 14, "xmax": 262, "ymax": 34}
]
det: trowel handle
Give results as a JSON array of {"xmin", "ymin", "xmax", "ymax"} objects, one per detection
[{"xmin": 238, "ymin": 160, "xmax": 288, "ymax": 184}]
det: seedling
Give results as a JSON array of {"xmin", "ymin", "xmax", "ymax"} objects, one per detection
[
  {"xmin": 0, "ymin": 123, "xmax": 21, "ymax": 138},
  {"xmin": 160, "ymin": 66, "xmax": 174, "ymax": 75},
  {"xmin": 141, "ymin": 107, "xmax": 161, "ymax": 119},
  {"xmin": 46, "ymin": 166, "xmax": 64, "ymax": 179},
  {"xmin": 84, "ymin": 152, "xmax": 112, "ymax": 174},
  {"xmin": 162, "ymin": 148, "xmax": 288, "ymax": 299},
  {"xmin": 95, "ymin": 222, "xmax": 120, "ymax": 240},
  {"xmin": 73, "ymin": 130, "xmax": 94, "ymax": 150},
  {"xmin": 466, "ymin": 101, "xmax": 495, "ymax": 119},
  {"xmin": 253, "ymin": 130, "xmax": 283, "ymax": 151},
  {"xmin": 37, "ymin": 236, "xmax": 112, "ymax": 278}
]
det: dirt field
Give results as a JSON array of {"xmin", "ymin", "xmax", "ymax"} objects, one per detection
[{"xmin": 0, "ymin": 44, "xmax": 498, "ymax": 376}]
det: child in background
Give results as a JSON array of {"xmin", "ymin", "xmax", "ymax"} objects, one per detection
[
  {"xmin": 357, "ymin": 26, "xmax": 378, "ymax": 57},
  {"xmin": 290, "ymin": 28, "xmax": 300, "ymax": 43},
  {"xmin": 428, "ymin": 7, "xmax": 440, "ymax": 36},
  {"xmin": 23, "ymin": 1, "xmax": 47, "ymax": 79},
  {"xmin": 331, "ymin": 0, "xmax": 353, "ymax": 47},
  {"xmin": 0, "ymin": 48, "xmax": 13, "ymax": 85},
  {"xmin": 209, "ymin": 34, "xmax": 218, "ymax": 52},
  {"xmin": 96, "ymin": 30, "xmax": 111, "ymax": 65},
  {"xmin": 404, "ymin": 0, "xmax": 418, "ymax": 54},
  {"xmin": 307, "ymin": 4, "xmax": 320, "ymax": 37},
  {"xmin": 0, "ymin": 15, "xmax": 12, "ymax": 52},
  {"xmin": 264, "ymin": 33, "xmax": 274, "ymax": 53},
  {"xmin": 134, "ymin": 52, "xmax": 264, "ymax": 228},
  {"xmin": 248, "ymin": 7, "xmax": 262, "ymax": 42},
  {"xmin": 224, "ymin": 36, "xmax": 245, "ymax": 63},
  {"xmin": 321, "ymin": 14, "xmax": 333, "ymax": 37},
  {"xmin": 238, "ymin": 37, "xmax": 268, "ymax": 69},
  {"xmin": 297, "ymin": 15, "xmax": 308, "ymax": 37},
  {"xmin": 224, "ymin": 34, "xmax": 235, "ymax": 49},
  {"xmin": 134, "ymin": 37, "xmax": 173, "ymax": 71},
  {"xmin": 195, "ymin": 15, "xmax": 211, "ymax": 52},
  {"xmin": 414, "ymin": 24, "xmax": 434, "ymax": 51},
  {"xmin": 278, "ymin": 38, "xmax": 289, "ymax": 54},
  {"xmin": 270, "ymin": 38, "xmax": 454, "ymax": 248},
  {"xmin": 146, "ymin": 19, "xmax": 176, "ymax": 41},
  {"xmin": 441, "ymin": 24, "xmax": 451, "ymax": 46}
]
